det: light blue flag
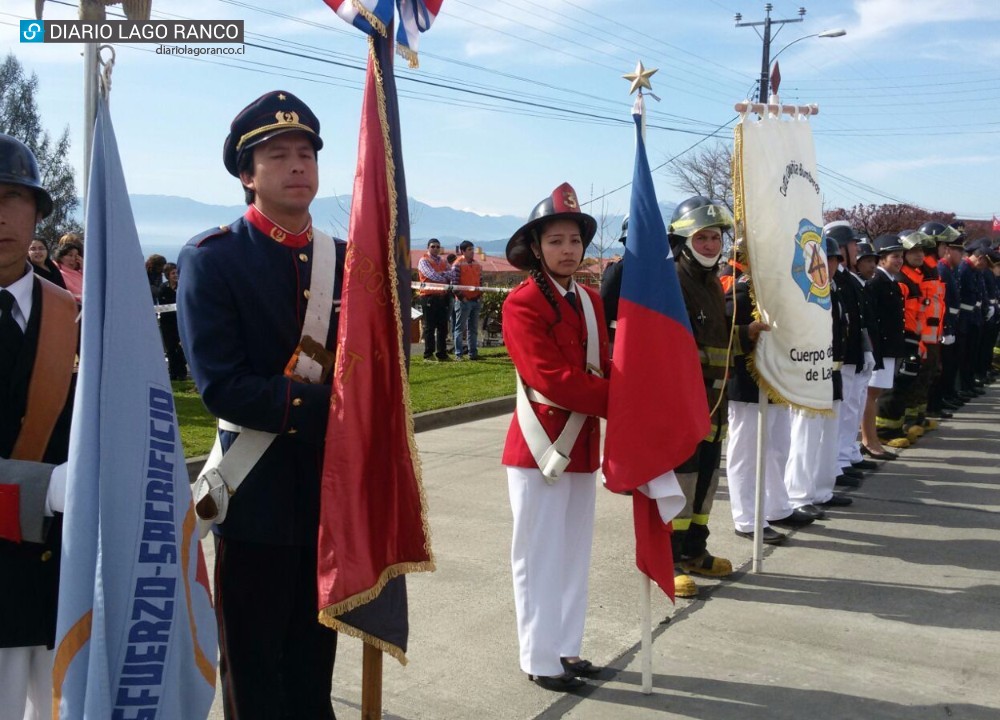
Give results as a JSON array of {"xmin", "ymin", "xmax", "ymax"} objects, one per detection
[{"xmin": 53, "ymin": 94, "xmax": 217, "ymax": 719}]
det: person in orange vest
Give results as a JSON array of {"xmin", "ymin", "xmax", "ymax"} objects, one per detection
[
  {"xmin": 718, "ymin": 244, "xmax": 745, "ymax": 296},
  {"xmin": 899, "ymin": 228, "xmax": 943, "ymax": 437},
  {"xmin": 451, "ymin": 240, "xmax": 483, "ymax": 360},
  {"xmin": 417, "ymin": 238, "xmax": 457, "ymax": 361},
  {"xmin": 920, "ymin": 221, "xmax": 963, "ymax": 418}
]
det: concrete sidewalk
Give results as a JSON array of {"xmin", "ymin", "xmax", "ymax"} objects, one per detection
[{"xmin": 207, "ymin": 385, "xmax": 1000, "ymax": 719}]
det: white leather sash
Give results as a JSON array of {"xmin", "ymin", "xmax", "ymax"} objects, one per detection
[
  {"xmin": 193, "ymin": 229, "xmax": 338, "ymax": 537},
  {"xmin": 516, "ymin": 287, "xmax": 601, "ymax": 484}
]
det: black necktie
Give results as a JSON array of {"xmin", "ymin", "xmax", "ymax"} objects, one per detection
[
  {"xmin": 0, "ymin": 289, "xmax": 25, "ymax": 380},
  {"xmin": 565, "ymin": 290, "xmax": 580, "ymax": 316}
]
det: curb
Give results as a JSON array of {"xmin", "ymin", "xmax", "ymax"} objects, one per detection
[{"xmin": 184, "ymin": 394, "xmax": 515, "ymax": 482}]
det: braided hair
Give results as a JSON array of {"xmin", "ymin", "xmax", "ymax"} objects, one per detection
[{"xmin": 527, "ymin": 224, "xmax": 564, "ymax": 323}]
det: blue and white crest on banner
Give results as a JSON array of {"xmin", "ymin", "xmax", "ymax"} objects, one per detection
[{"xmin": 790, "ymin": 218, "xmax": 830, "ymax": 308}]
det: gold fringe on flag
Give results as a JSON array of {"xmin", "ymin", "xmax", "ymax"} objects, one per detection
[{"xmin": 317, "ymin": 33, "xmax": 435, "ymax": 664}]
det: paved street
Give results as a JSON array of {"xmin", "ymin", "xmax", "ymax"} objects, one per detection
[{"xmin": 206, "ymin": 385, "xmax": 1000, "ymax": 719}]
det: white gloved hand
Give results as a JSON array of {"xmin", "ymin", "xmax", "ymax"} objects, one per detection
[
  {"xmin": 988, "ymin": 306, "xmax": 996, "ymax": 321},
  {"xmin": 942, "ymin": 334, "xmax": 956, "ymax": 346},
  {"xmin": 637, "ymin": 470, "xmax": 686, "ymax": 523},
  {"xmin": 46, "ymin": 463, "xmax": 68, "ymax": 515},
  {"xmin": 863, "ymin": 351, "xmax": 876, "ymax": 374}
]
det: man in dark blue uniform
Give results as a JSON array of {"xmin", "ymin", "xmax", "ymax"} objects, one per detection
[
  {"xmin": 0, "ymin": 133, "xmax": 78, "ymax": 720},
  {"xmin": 177, "ymin": 91, "xmax": 345, "ymax": 720},
  {"xmin": 956, "ymin": 239, "xmax": 988, "ymax": 397}
]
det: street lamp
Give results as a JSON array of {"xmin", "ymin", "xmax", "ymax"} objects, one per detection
[
  {"xmin": 736, "ymin": 6, "xmax": 847, "ymax": 103},
  {"xmin": 771, "ymin": 28, "xmax": 847, "ymax": 65},
  {"xmin": 736, "ymin": 4, "xmax": 806, "ymax": 103}
]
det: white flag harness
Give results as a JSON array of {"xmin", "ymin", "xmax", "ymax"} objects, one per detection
[
  {"xmin": 192, "ymin": 228, "xmax": 339, "ymax": 537},
  {"xmin": 516, "ymin": 287, "xmax": 601, "ymax": 484}
]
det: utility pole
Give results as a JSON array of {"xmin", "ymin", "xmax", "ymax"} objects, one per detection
[{"xmin": 735, "ymin": 4, "xmax": 806, "ymax": 102}]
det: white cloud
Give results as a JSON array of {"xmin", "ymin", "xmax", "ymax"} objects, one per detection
[{"xmin": 847, "ymin": 0, "xmax": 1000, "ymax": 43}]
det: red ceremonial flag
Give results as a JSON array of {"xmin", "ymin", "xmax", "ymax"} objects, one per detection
[
  {"xmin": 316, "ymin": 31, "xmax": 434, "ymax": 662},
  {"xmin": 992, "ymin": 215, "xmax": 1000, "ymax": 234},
  {"xmin": 602, "ymin": 97, "xmax": 711, "ymax": 599}
]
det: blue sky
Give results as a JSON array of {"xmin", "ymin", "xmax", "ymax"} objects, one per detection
[{"xmin": 4, "ymin": 0, "xmax": 999, "ymax": 224}]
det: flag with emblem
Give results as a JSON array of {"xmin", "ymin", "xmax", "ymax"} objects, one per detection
[
  {"xmin": 732, "ymin": 75, "xmax": 832, "ymax": 411},
  {"xmin": 316, "ymin": 10, "xmax": 436, "ymax": 663},
  {"xmin": 53, "ymin": 93, "xmax": 216, "ymax": 719},
  {"xmin": 602, "ymin": 94, "xmax": 709, "ymax": 599}
]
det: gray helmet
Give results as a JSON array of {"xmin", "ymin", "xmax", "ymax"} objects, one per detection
[
  {"xmin": 899, "ymin": 229, "xmax": 930, "ymax": 251},
  {"xmin": 668, "ymin": 195, "xmax": 733, "ymax": 248},
  {"xmin": 0, "ymin": 133, "xmax": 53, "ymax": 218},
  {"xmin": 855, "ymin": 242, "xmax": 878, "ymax": 262}
]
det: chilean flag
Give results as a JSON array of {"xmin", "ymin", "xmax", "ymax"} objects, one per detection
[
  {"xmin": 602, "ymin": 96, "xmax": 710, "ymax": 599},
  {"xmin": 323, "ymin": 0, "xmax": 443, "ymax": 66}
]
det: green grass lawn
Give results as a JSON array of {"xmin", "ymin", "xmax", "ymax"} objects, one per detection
[{"xmin": 174, "ymin": 345, "xmax": 514, "ymax": 458}]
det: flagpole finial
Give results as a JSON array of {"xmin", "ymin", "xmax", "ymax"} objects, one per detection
[
  {"xmin": 97, "ymin": 45, "xmax": 116, "ymax": 99},
  {"xmin": 623, "ymin": 60, "xmax": 658, "ymax": 96}
]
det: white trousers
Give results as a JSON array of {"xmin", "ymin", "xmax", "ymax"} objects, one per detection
[
  {"xmin": 0, "ymin": 646, "xmax": 53, "ymax": 720},
  {"xmin": 785, "ymin": 401, "xmax": 841, "ymax": 507},
  {"xmin": 837, "ymin": 366, "xmax": 871, "ymax": 468},
  {"xmin": 727, "ymin": 401, "xmax": 794, "ymax": 533},
  {"xmin": 507, "ymin": 466, "xmax": 596, "ymax": 677}
]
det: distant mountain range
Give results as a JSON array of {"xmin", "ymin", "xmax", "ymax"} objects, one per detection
[{"xmin": 71, "ymin": 194, "xmax": 678, "ymax": 261}]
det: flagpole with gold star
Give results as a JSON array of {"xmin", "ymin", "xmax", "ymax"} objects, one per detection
[{"xmin": 623, "ymin": 59, "xmax": 659, "ymax": 697}]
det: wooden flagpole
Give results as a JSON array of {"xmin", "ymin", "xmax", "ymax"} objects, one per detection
[{"xmin": 361, "ymin": 644, "xmax": 383, "ymax": 719}]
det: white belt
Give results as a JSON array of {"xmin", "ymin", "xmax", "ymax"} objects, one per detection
[
  {"xmin": 516, "ymin": 287, "xmax": 601, "ymax": 483},
  {"xmin": 960, "ymin": 303, "xmax": 974, "ymax": 311},
  {"xmin": 949, "ymin": 307, "xmax": 960, "ymax": 315},
  {"xmin": 192, "ymin": 230, "xmax": 338, "ymax": 538}
]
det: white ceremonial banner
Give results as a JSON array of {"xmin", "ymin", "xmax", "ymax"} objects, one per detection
[{"xmin": 734, "ymin": 110, "xmax": 833, "ymax": 411}]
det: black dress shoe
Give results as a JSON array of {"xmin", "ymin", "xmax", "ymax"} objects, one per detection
[
  {"xmin": 529, "ymin": 672, "xmax": 586, "ymax": 691},
  {"xmin": 835, "ymin": 473, "xmax": 859, "ymax": 487},
  {"xmin": 835, "ymin": 474, "xmax": 861, "ymax": 488},
  {"xmin": 561, "ymin": 658, "xmax": 604, "ymax": 677},
  {"xmin": 735, "ymin": 527, "xmax": 787, "ymax": 544},
  {"xmin": 861, "ymin": 445, "xmax": 897, "ymax": 461},
  {"xmin": 927, "ymin": 409, "xmax": 953, "ymax": 419},
  {"xmin": 818, "ymin": 493, "xmax": 853, "ymax": 507},
  {"xmin": 852, "ymin": 460, "xmax": 878, "ymax": 471},
  {"xmin": 796, "ymin": 503, "xmax": 827, "ymax": 520},
  {"xmin": 770, "ymin": 509, "xmax": 816, "ymax": 527},
  {"xmin": 841, "ymin": 466, "xmax": 864, "ymax": 479}
]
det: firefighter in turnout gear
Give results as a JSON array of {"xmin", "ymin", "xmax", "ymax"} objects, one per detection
[
  {"xmin": 899, "ymin": 228, "xmax": 943, "ymax": 437},
  {"xmin": 919, "ymin": 221, "xmax": 963, "ymax": 418},
  {"xmin": 667, "ymin": 196, "xmax": 767, "ymax": 597}
]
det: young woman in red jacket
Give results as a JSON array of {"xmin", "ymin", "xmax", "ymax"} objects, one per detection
[{"xmin": 501, "ymin": 183, "xmax": 611, "ymax": 693}]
